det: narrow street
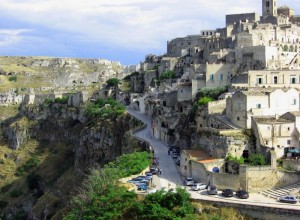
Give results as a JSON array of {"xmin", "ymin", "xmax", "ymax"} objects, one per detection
[
  {"xmin": 126, "ymin": 108, "xmax": 300, "ymax": 215},
  {"xmin": 127, "ymin": 108, "xmax": 183, "ymax": 190}
]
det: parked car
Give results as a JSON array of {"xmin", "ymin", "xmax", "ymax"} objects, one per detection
[
  {"xmin": 137, "ymin": 184, "xmax": 148, "ymax": 191},
  {"xmin": 145, "ymin": 172, "xmax": 153, "ymax": 180},
  {"xmin": 150, "ymin": 167, "xmax": 159, "ymax": 175},
  {"xmin": 207, "ymin": 185, "xmax": 218, "ymax": 195},
  {"xmin": 222, "ymin": 189, "xmax": 234, "ymax": 197},
  {"xmin": 128, "ymin": 177, "xmax": 149, "ymax": 185},
  {"xmin": 185, "ymin": 177, "xmax": 195, "ymax": 186},
  {"xmin": 278, "ymin": 195, "xmax": 297, "ymax": 204},
  {"xmin": 236, "ymin": 190, "xmax": 249, "ymax": 199},
  {"xmin": 191, "ymin": 183, "xmax": 207, "ymax": 191}
]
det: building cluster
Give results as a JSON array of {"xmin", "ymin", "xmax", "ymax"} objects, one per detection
[{"xmin": 126, "ymin": 0, "xmax": 300, "ymax": 190}]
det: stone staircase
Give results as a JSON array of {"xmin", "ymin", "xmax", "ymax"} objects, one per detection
[
  {"xmin": 261, "ymin": 182, "xmax": 300, "ymax": 199},
  {"xmin": 215, "ymin": 115, "xmax": 241, "ymax": 130}
]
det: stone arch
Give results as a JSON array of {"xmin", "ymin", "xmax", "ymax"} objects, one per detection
[
  {"xmin": 289, "ymin": 45, "xmax": 294, "ymax": 52},
  {"xmin": 283, "ymin": 45, "xmax": 289, "ymax": 51}
]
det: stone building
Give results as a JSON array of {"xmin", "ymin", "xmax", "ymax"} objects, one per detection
[{"xmin": 226, "ymin": 88, "xmax": 299, "ymax": 129}]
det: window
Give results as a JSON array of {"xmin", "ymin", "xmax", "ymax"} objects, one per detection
[
  {"xmin": 220, "ymin": 74, "xmax": 223, "ymax": 81},
  {"xmin": 256, "ymin": 104, "xmax": 261, "ymax": 108},
  {"xmin": 288, "ymin": 127, "xmax": 290, "ymax": 131},
  {"xmin": 256, "ymin": 77, "xmax": 263, "ymax": 84},
  {"xmin": 266, "ymin": 141, "xmax": 269, "ymax": 145},
  {"xmin": 273, "ymin": 76, "xmax": 278, "ymax": 84},
  {"xmin": 237, "ymin": 117, "xmax": 240, "ymax": 121},
  {"xmin": 210, "ymin": 74, "xmax": 214, "ymax": 81},
  {"xmin": 287, "ymin": 140, "xmax": 291, "ymax": 145},
  {"xmin": 268, "ymin": 126, "xmax": 270, "ymax": 130},
  {"xmin": 292, "ymin": 99, "xmax": 297, "ymax": 105},
  {"xmin": 290, "ymin": 76, "xmax": 296, "ymax": 84}
]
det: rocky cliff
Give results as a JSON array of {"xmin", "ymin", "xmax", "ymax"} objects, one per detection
[{"xmin": 0, "ymin": 102, "xmax": 144, "ymax": 219}]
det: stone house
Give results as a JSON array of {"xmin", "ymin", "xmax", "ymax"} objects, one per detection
[
  {"xmin": 180, "ymin": 150, "xmax": 212, "ymax": 178},
  {"xmin": 252, "ymin": 115, "xmax": 297, "ymax": 158},
  {"xmin": 231, "ymin": 70, "xmax": 300, "ymax": 90},
  {"xmin": 226, "ymin": 88, "xmax": 299, "ymax": 129}
]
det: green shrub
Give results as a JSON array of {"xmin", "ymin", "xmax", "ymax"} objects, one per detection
[
  {"xmin": 84, "ymin": 98, "xmax": 125, "ymax": 118},
  {"xmin": 198, "ymin": 96, "xmax": 213, "ymax": 106},
  {"xmin": 248, "ymin": 154, "xmax": 266, "ymax": 166},
  {"xmin": 225, "ymin": 154, "xmax": 245, "ymax": 165},
  {"xmin": 159, "ymin": 70, "xmax": 176, "ymax": 80},
  {"xmin": 54, "ymin": 96, "xmax": 69, "ymax": 104},
  {"xmin": 196, "ymin": 86, "xmax": 228, "ymax": 100},
  {"xmin": 10, "ymin": 189, "xmax": 23, "ymax": 198},
  {"xmin": 15, "ymin": 156, "xmax": 40, "ymax": 176},
  {"xmin": 8, "ymin": 76, "xmax": 17, "ymax": 82},
  {"xmin": 106, "ymin": 78, "xmax": 120, "ymax": 87}
]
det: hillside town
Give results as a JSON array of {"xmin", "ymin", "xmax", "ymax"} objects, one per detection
[
  {"xmin": 120, "ymin": 0, "xmax": 300, "ymax": 195},
  {"xmin": 1, "ymin": 1, "xmax": 300, "ymax": 218}
]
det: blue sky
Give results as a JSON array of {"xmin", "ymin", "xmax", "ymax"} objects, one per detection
[{"xmin": 0, "ymin": 0, "xmax": 299, "ymax": 65}]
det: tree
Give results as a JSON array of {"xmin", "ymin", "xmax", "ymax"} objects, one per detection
[
  {"xmin": 106, "ymin": 78, "xmax": 120, "ymax": 87},
  {"xmin": 248, "ymin": 154, "xmax": 266, "ymax": 166}
]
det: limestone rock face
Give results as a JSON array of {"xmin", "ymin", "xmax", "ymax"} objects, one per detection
[
  {"xmin": 4, "ymin": 103, "xmax": 142, "ymax": 170},
  {"xmin": 5, "ymin": 118, "xmax": 30, "ymax": 150}
]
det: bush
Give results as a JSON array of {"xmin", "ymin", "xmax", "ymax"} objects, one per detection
[
  {"xmin": 196, "ymin": 86, "xmax": 228, "ymax": 100},
  {"xmin": 104, "ymin": 152, "xmax": 151, "ymax": 177},
  {"xmin": 248, "ymin": 154, "xmax": 266, "ymax": 166},
  {"xmin": 10, "ymin": 189, "xmax": 23, "ymax": 198},
  {"xmin": 225, "ymin": 154, "xmax": 245, "ymax": 165},
  {"xmin": 8, "ymin": 76, "xmax": 17, "ymax": 82},
  {"xmin": 198, "ymin": 96, "xmax": 213, "ymax": 106},
  {"xmin": 159, "ymin": 70, "xmax": 176, "ymax": 80},
  {"xmin": 54, "ymin": 96, "xmax": 69, "ymax": 104},
  {"xmin": 106, "ymin": 78, "xmax": 120, "ymax": 87},
  {"xmin": 84, "ymin": 98, "xmax": 125, "ymax": 118},
  {"xmin": 123, "ymin": 72, "xmax": 139, "ymax": 81},
  {"xmin": 15, "ymin": 156, "xmax": 40, "ymax": 176}
]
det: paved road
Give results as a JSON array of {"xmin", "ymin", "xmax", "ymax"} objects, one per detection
[
  {"xmin": 127, "ymin": 108, "xmax": 182, "ymax": 190},
  {"xmin": 127, "ymin": 108, "xmax": 300, "ymax": 212}
]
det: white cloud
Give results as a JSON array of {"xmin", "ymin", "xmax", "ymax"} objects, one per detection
[
  {"xmin": 0, "ymin": 0, "xmax": 299, "ymax": 63},
  {"xmin": 0, "ymin": 29, "xmax": 32, "ymax": 47}
]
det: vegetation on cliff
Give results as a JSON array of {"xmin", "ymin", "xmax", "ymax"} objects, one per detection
[
  {"xmin": 84, "ymin": 98, "xmax": 125, "ymax": 118},
  {"xmin": 64, "ymin": 152, "xmax": 251, "ymax": 220}
]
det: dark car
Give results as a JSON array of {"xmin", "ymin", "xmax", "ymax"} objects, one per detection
[
  {"xmin": 222, "ymin": 189, "xmax": 234, "ymax": 197},
  {"xmin": 207, "ymin": 185, "xmax": 218, "ymax": 195},
  {"xmin": 236, "ymin": 190, "xmax": 249, "ymax": 199},
  {"xmin": 278, "ymin": 195, "xmax": 297, "ymax": 204},
  {"xmin": 150, "ymin": 167, "xmax": 159, "ymax": 175}
]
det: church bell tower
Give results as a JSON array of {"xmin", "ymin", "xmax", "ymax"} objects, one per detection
[{"xmin": 262, "ymin": 0, "xmax": 277, "ymax": 17}]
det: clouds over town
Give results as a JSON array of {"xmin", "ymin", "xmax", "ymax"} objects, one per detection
[{"xmin": 0, "ymin": 0, "xmax": 299, "ymax": 64}]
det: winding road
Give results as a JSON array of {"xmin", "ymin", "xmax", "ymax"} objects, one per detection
[{"xmin": 127, "ymin": 108, "xmax": 300, "ymax": 216}]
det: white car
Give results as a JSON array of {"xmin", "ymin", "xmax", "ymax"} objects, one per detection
[
  {"xmin": 191, "ymin": 183, "xmax": 207, "ymax": 191},
  {"xmin": 185, "ymin": 177, "xmax": 194, "ymax": 186}
]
